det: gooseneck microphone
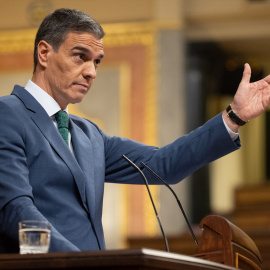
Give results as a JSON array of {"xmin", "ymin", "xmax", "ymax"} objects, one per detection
[
  {"xmin": 140, "ymin": 161, "xmax": 198, "ymax": 246},
  {"xmin": 122, "ymin": 155, "xmax": 170, "ymax": 252}
]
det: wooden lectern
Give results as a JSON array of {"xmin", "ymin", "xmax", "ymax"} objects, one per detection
[
  {"xmin": 194, "ymin": 215, "xmax": 262, "ymax": 270},
  {"xmin": 0, "ymin": 215, "xmax": 262, "ymax": 270}
]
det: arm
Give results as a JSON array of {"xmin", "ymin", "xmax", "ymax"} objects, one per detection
[
  {"xmin": 104, "ymin": 63, "xmax": 270, "ymax": 185},
  {"xmin": 0, "ymin": 101, "xmax": 79, "ymax": 252},
  {"xmin": 1, "ymin": 197, "xmax": 80, "ymax": 252},
  {"xmin": 103, "ymin": 113, "xmax": 240, "ymax": 185}
]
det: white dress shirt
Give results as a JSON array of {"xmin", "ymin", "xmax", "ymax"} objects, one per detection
[
  {"xmin": 24, "ymin": 80, "xmax": 73, "ymax": 151},
  {"xmin": 223, "ymin": 116, "xmax": 239, "ymax": 141}
]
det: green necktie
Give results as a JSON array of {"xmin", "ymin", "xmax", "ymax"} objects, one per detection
[{"xmin": 55, "ymin": 110, "xmax": 69, "ymax": 146}]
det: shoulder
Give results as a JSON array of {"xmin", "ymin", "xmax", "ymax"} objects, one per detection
[
  {"xmin": 0, "ymin": 94, "xmax": 24, "ymax": 117},
  {"xmin": 0, "ymin": 85, "xmax": 29, "ymax": 110},
  {"xmin": 0, "ymin": 95, "xmax": 27, "ymax": 143},
  {"xmin": 0, "ymin": 94, "xmax": 20, "ymax": 106}
]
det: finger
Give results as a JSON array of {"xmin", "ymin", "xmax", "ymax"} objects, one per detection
[
  {"xmin": 263, "ymin": 74, "xmax": 270, "ymax": 85},
  {"xmin": 241, "ymin": 63, "xmax": 251, "ymax": 84}
]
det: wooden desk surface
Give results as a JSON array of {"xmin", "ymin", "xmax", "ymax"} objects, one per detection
[{"xmin": 0, "ymin": 249, "xmax": 238, "ymax": 270}]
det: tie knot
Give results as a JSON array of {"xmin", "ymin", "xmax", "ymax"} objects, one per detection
[{"xmin": 55, "ymin": 110, "xmax": 69, "ymax": 129}]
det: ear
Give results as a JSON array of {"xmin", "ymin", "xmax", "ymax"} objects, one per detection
[{"xmin": 37, "ymin": 40, "xmax": 53, "ymax": 68}]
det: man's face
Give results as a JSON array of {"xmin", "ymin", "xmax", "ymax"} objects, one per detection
[{"xmin": 42, "ymin": 32, "xmax": 104, "ymax": 109}]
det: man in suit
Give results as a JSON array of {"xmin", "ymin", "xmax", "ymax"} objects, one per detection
[{"xmin": 0, "ymin": 8, "xmax": 270, "ymax": 253}]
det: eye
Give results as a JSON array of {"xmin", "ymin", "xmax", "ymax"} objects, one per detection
[
  {"xmin": 95, "ymin": 59, "xmax": 101, "ymax": 67},
  {"xmin": 76, "ymin": 54, "xmax": 84, "ymax": 60}
]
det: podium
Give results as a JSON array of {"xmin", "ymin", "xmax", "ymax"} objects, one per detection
[
  {"xmin": 127, "ymin": 215, "xmax": 262, "ymax": 270},
  {"xmin": 0, "ymin": 215, "xmax": 261, "ymax": 270},
  {"xmin": 0, "ymin": 249, "xmax": 238, "ymax": 270},
  {"xmin": 194, "ymin": 215, "xmax": 262, "ymax": 270}
]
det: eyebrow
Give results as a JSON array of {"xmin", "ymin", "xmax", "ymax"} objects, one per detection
[{"xmin": 72, "ymin": 46, "xmax": 104, "ymax": 58}]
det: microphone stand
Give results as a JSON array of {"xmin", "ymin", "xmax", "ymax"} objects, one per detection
[
  {"xmin": 140, "ymin": 161, "xmax": 198, "ymax": 246},
  {"xmin": 122, "ymin": 155, "xmax": 170, "ymax": 252}
]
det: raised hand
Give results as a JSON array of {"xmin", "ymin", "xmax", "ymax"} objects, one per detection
[{"xmin": 223, "ymin": 63, "xmax": 270, "ymax": 131}]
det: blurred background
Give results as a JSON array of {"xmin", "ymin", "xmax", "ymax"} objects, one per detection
[{"xmin": 0, "ymin": 0, "xmax": 270, "ymax": 259}]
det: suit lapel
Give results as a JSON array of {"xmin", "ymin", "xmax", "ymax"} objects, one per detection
[{"xmin": 11, "ymin": 86, "xmax": 89, "ymax": 214}]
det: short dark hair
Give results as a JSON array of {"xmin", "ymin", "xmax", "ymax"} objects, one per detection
[{"xmin": 33, "ymin": 8, "xmax": 105, "ymax": 72}]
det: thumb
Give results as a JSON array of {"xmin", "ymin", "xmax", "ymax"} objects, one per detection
[{"xmin": 241, "ymin": 63, "xmax": 251, "ymax": 84}]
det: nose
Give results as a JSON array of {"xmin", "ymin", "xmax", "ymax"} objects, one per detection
[{"xmin": 83, "ymin": 62, "xmax": 97, "ymax": 79}]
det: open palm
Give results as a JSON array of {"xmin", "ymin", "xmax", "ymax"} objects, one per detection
[{"xmin": 232, "ymin": 63, "xmax": 270, "ymax": 122}]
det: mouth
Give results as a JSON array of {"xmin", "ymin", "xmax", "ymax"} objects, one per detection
[{"xmin": 74, "ymin": 83, "xmax": 89, "ymax": 91}]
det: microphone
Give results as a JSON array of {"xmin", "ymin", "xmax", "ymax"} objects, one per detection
[
  {"xmin": 140, "ymin": 161, "xmax": 198, "ymax": 246},
  {"xmin": 122, "ymin": 155, "xmax": 170, "ymax": 252}
]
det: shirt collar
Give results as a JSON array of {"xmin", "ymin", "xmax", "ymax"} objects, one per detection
[{"xmin": 24, "ymin": 80, "xmax": 68, "ymax": 117}]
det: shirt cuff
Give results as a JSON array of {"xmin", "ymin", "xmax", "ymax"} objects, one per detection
[{"xmin": 222, "ymin": 115, "xmax": 239, "ymax": 141}]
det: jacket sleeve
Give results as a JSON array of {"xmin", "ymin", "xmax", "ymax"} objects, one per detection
[
  {"xmin": 103, "ymin": 112, "xmax": 241, "ymax": 185},
  {"xmin": 1, "ymin": 197, "xmax": 80, "ymax": 252}
]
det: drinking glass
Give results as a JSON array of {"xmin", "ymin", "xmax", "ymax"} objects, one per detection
[{"xmin": 19, "ymin": 220, "xmax": 51, "ymax": 254}]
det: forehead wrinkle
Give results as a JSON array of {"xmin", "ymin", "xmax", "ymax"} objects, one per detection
[{"xmin": 91, "ymin": 39, "xmax": 104, "ymax": 49}]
